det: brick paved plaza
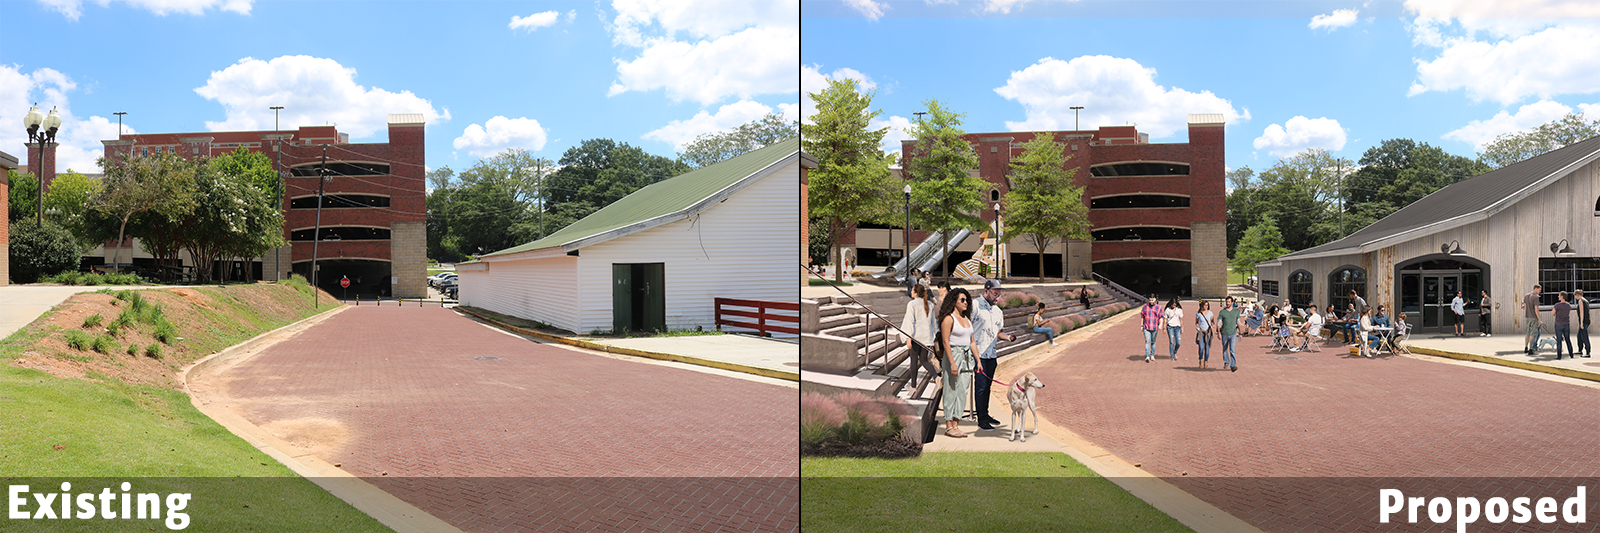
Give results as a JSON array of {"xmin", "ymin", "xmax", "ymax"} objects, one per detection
[
  {"xmin": 1026, "ymin": 301, "xmax": 1600, "ymax": 531},
  {"xmin": 218, "ymin": 306, "xmax": 797, "ymax": 532}
]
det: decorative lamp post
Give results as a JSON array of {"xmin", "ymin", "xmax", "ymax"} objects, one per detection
[
  {"xmin": 903, "ymin": 184, "xmax": 912, "ymax": 279},
  {"xmin": 23, "ymin": 105, "xmax": 62, "ymax": 225},
  {"xmin": 993, "ymin": 202, "xmax": 1001, "ymax": 277}
]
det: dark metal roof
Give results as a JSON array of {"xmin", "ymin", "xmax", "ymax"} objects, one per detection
[{"xmin": 1283, "ymin": 134, "xmax": 1600, "ymax": 258}]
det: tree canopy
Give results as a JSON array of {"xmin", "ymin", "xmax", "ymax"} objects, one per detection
[
  {"xmin": 801, "ymin": 77, "xmax": 897, "ymax": 281},
  {"xmin": 1001, "ymin": 133, "xmax": 1089, "ymax": 281},
  {"xmin": 1478, "ymin": 113, "xmax": 1600, "ymax": 169},
  {"xmin": 905, "ymin": 98, "xmax": 985, "ymax": 278},
  {"xmin": 1231, "ymin": 215, "xmax": 1289, "ymax": 278},
  {"xmin": 678, "ymin": 113, "xmax": 797, "ymax": 169}
]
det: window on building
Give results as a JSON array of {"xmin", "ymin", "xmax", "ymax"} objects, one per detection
[
  {"xmin": 289, "ymin": 162, "xmax": 391, "ymax": 177},
  {"xmin": 1538, "ymin": 258, "xmax": 1600, "ymax": 305},
  {"xmin": 990, "ymin": 189, "xmax": 1000, "ymax": 202},
  {"xmin": 289, "ymin": 226, "xmax": 391, "ymax": 241},
  {"xmin": 1089, "ymin": 162, "xmax": 1190, "ymax": 177},
  {"xmin": 1091, "ymin": 226, "xmax": 1190, "ymax": 241},
  {"xmin": 1090, "ymin": 195, "xmax": 1190, "ymax": 209},
  {"xmin": 1329, "ymin": 267, "xmax": 1367, "ymax": 313},
  {"xmin": 289, "ymin": 195, "xmax": 392, "ymax": 209},
  {"xmin": 1261, "ymin": 280, "xmax": 1280, "ymax": 296},
  {"xmin": 1289, "ymin": 270, "xmax": 1312, "ymax": 308}
]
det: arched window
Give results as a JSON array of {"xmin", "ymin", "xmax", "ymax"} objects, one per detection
[
  {"xmin": 1329, "ymin": 267, "xmax": 1367, "ymax": 313},
  {"xmin": 1289, "ymin": 270, "xmax": 1313, "ymax": 309},
  {"xmin": 990, "ymin": 189, "xmax": 1000, "ymax": 202}
]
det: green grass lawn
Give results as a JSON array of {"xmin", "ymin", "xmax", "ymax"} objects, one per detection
[
  {"xmin": 803, "ymin": 452, "xmax": 1193, "ymax": 533},
  {"xmin": 1228, "ymin": 269, "xmax": 1246, "ymax": 285},
  {"xmin": 0, "ymin": 291, "xmax": 389, "ymax": 532}
]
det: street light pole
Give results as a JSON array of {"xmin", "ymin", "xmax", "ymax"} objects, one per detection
[
  {"xmin": 1070, "ymin": 106, "xmax": 1084, "ymax": 131},
  {"xmin": 113, "ymin": 112, "xmax": 127, "ymax": 138},
  {"xmin": 903, "ymin": 184, "xmax": 912, "ymax": 280},
  {"xmin": 270, "ymin": 105, "xmax": 284, "ymax": 281},
  {"xmin": 993, "ymin": 203, "xmax": 1001, "ymax": 278}
]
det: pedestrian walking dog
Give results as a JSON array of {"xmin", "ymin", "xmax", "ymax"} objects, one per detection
[{"xmin": 1007, "ymin": 372, "xmax": 1045, "ymax": 442}]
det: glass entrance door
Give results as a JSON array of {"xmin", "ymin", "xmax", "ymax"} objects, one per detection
[{"xmin": 1421, "ymin": 275, "xmax": 1460, "ymax": 330}]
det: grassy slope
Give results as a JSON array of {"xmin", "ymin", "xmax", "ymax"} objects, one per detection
[
  {"xmin": 803, "ymin": 452, "xmax": 1193, "ymax": 533},
  {"xmin": 0, "ymin": 282, "xmax": 390, "ymax": 532}
]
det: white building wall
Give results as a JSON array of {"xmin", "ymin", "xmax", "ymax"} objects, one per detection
[
  {"xmin": 574, "ymin": 161, "xmax": 799, "ymax": 333},
  {"xmin": 458, "ymin": 255, "xmax": 581, "ymax": 333}
]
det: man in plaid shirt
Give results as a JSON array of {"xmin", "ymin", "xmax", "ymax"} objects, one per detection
[{"xmin": 1141, "ymin": 294, "xmax": 1162, "ymax": 363}]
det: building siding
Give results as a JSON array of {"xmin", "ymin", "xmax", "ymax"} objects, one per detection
[
  {"xmin": 575, "ymin": 161, "xmax": 799, "ymax": 332},
  {"xmin": 458, "ymin": 256, "xmax": 581, "ymax": 333}
]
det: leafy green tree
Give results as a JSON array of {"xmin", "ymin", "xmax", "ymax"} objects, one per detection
[
  {"xmin": 1231, "ymin": 215, "xmax": 1290, "ymax": 278},
  {"xmin": 1226, "ymin": 149, "xmax": 1350, "ymax": 254},
  {"xmin": 427, "ymin": 149, "xmax": 561, "ymax": 261},
  {"xmin": 539, "ymin": 139, "xmax": 689, "ymax": 240},
  {"xmin": 8, "ymin": 220, "xmax": 79, "ymax": 283},
  {"xmin": 1479, "ymin": 113, "xmax": 1600, "ymax": 169},
  {"xmin": 43, "ymin": 170, "xmax": 104, "ymax": 249},
  {"xmin": 1330, "ymin": 139, "xmax": 1486, "ymax": 242},
  {"xmin": 1001, "ymin": 133, "xmax": 1090, "ymax": 281},
  {"xmin": 7, "ymin": 170, "xmax": 38, "ymax": 222},
  {"xmin": 905, "ymin": 99, "xmax": 985, "ymax": 278},
  {"xmin": 807, "ymin": 218, "xmax": 832, "ymax": 267},
  {"xmin": 802, "ymin": 78, "xmax": 898, "ymax": 281},
  {"xmin": 92, "ymin": 152, "xmax": 199, "ymax": 272},
  {"xmin": 178, "ymin": 153, "xmax": 284, "ymax": 283},
  {"xmin": 678, "ymin": 113, "xmax": 797, "ymax": 169}
]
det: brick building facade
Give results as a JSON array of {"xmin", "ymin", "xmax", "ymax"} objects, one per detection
[
  {"xmin": 100, "ymin": 114, "xmax": 427, "ymax": 297},
  {"xmin": 871, "ymin": 113, "xmax": 1226, "ymax": 298}
]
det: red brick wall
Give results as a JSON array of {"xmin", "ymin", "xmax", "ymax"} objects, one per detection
[{"xmin": 27, "ymin": 143, "xmax": 57, "ymax": 191}]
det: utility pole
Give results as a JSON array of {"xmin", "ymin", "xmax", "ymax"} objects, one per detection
[
  {"xmin": 1337, "ymin": 158, "xmax": 1344, "ymax": 238},
  {"xmin": 311, "ymin": 144, "xmax": 328, "ymax": 308},
  {"xmin": 270, "ymin": 106, "xmax": 284, "ymax": 281}
]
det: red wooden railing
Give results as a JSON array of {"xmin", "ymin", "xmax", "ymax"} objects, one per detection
[{"xmin": 715, "ymin": 298, "xmax": 800, "ymax": 336}]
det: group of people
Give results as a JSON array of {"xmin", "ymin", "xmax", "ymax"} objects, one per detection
[
  {"xmin": 896, "ymin": 278, "xmax": 1019, "ymax": 439},
  {"xmin": 1138, "ymin": 295, "xmax": 1243, "ymax": 371},
  {"xmin": 1138, "ymin": 290, "xmax": 1416, "ymax": 364},
  {"xmin": 1522, "ymin": 284, "xmax": 1593, "ymax": 359}
]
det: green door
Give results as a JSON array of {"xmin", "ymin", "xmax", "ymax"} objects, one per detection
[
  {"xmin": 641, "ymin": 263, "xmax": 666, "ymax": 332},
  {"xmin": 613, "ymin": 264, "xmax": 634, "ymax": 334}
]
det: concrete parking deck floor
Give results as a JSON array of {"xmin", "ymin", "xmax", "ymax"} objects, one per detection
[
  {"xmin": 973, "ymin": 301, "xmax": 1600, "ymax": 532},
  {"xmin": 205, "ymin": 305, "xmax": 797, "ymax": 532}
]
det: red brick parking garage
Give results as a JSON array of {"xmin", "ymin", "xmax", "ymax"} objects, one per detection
[
  {"xmin": 1022, "ymin": 302, "xmax": 1600, "ymax": 532},
  {"xmin": 212, "ymin": 306, "xmax": 797, "ymax": 532}
]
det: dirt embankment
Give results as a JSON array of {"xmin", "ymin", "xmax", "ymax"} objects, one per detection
[{"xmin": 2, "ymin": 283, "xmax": 340, "ymax": 390}]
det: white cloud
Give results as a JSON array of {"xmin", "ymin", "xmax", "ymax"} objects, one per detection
[
  {"xmin": 1405, "ymin": 1, "xmax": 1600, "ymax": 105},
  {"xmin": 510, "ymin": 11, "xmax": 560, "ymax": 31},
  {"xmin": 567, "ymin": 10, "xmax": 577, "ymax": 23},
  {"xmin": 869, "ymin": 115, "xmax": 917, "ymax": 153},
  {"xmin": 800, "ymin": 64, "xmax": 881, "ymax": 124},
  {"xmin": 993, "ymin": 55, "xmax": 1249, "ymax": 139},
  {"xmin": 606, "ymin": 0, "xmax": 798, "ymax": 105},
  {"xmin": 1252, "ymin": 116, "xmax": 1348, "ymax": 158},
  {"xmin": 1309, "ymin": 9, "xmax": 1358, "ymax": 31},
  {"xmin": 38, "ymin": 0, "xmax": 251, "ymax": 20},
  {"xmin": 0, "ymin": 64, "xmax": 137, "ymax": 174},
  {"xmin": 842, "ymin": 0, "xmax": 887, "ymax": 19},
  {"xmin": 452, "ymin": 116, "xmax": 549, "ymax": 158},
  {"xmin": 642, "ymin": 100, "xmax": 774, "ymax": 150},
  {"xmin": 982, "ymin": 0, "xmax": 1030, "ymax": 14},
  {"xmin": 193, "ymin": 55, "xmax": 449, "ymax": 140},
  {"xmin": 1441, "ymin": 100, "xmax": 1576, "ymax": 149}
]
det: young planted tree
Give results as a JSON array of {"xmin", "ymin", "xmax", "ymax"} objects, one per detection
[
  {"xmin": 905, "ymin": 99, "xmax": 984, "ymax": 278},
  {"xmin": 1231, "ymin": 214, "xmax": 1290, "ymax": 279},
  {"xmin": 1002, "ymin": 133, "xmax": 1090, "ymax": 281},
  {"xmin": 92, "ymin": 152, "xmax": 198, "ymax": 273},
  {"xmin": 802, "ymin": 78, "xmax": 897, "ymax": 281}
]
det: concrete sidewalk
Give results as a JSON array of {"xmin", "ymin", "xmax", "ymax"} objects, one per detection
[
  {"xmin": 0, "ymin": 285, "xmax": 166, "ymax": 339},
  {"xmin": 590, "ymin": 334, "xmax": 797, "ymax": 376},
  {"xmin": 1405, "ymin": 331, "xmax": 1600, "ymax": 381}
]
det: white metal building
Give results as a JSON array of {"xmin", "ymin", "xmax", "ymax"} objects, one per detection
[{"xmin": 457, "ymin": 138, "xmax": 799, "ymax": 334}]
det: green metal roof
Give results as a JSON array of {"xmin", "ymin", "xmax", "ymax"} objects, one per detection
[{"xmin": 482, "ymin": 137, "xmax": 798, "ymax": 258}]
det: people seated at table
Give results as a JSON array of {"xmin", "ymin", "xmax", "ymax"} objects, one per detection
[
  {"xmin": 1243, "ymin": 301, "xmax": 1264, "ymax": 336},
  {"xmin": 1291, "ymin": 305, "xmax": 1324, "ymax": 352}
]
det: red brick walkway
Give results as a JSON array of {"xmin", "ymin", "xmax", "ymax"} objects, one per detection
[
  {"xmin": 222, "ymin": 306, "xmax": 796, "ymax": 532},
  {"xmin": 1029, "ymin": 302, "xmax": 1600, "ymax": 531}
]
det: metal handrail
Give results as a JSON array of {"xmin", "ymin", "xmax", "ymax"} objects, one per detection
[
  {"xmin": 804, "ymin": 264, "xmax": 936, "ymax": 391},
  {"xmin": 1091, "ymin": 272, "xmax": 1144, "ymax": 305}
]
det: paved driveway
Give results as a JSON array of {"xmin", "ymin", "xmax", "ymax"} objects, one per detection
[
  {"xmin": 217, "ymin": 306, "xmax": 796, "ymax": 532},
  {"xmin": 1026, "ymin": 302, "xmax": 1600, "ymax": 531}
]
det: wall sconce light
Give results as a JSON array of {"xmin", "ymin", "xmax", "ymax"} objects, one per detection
[{"xmin": 1551, "ymin": 239, "xmax": 1576, "ymax": 257}]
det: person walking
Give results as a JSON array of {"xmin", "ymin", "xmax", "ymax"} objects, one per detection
[
  {"xmin": 1029, "ymin": 302, "xmax": 1058, "ymax": 347},
  {"xmin": 1217, "ymin": 296, "xmax": 1240, "ymax": 372},
  {"xmin": 900, "ymin": 284, "xmax": 938, "ymax": 378},
  {"xmin": 1525, "ymin": 284, "xmax": 1543, "ymax": 355},
  {"xmin": 972, "ymin": 279, "xmax": 1017, "ymax": 431},
  {"xmin": 1577, "ymin": 289, "xmax": 1592, "ymax": 357},
  {"xmin": 1553, "ymin": 290, "xmax": 1575, "ymax": 360},
  {"xmin": 1195, "ymin": 300, "xmax": 1214, "ymax": 369},
  {"xmin": 1140, "ymin": 294, "xmax": 1162, "ymax": 363},
  {"xmin": 1350, "ymin": 289, "xmax": 1368, "ymax": 318},
  {"xmin": 905, "ymin": 268, "xmax": 921, "ymax": 297},
  {"xmin": 1451, "ymin": 290, "xmax": 1467, "ymax": 337},
  {"xmin": 937, "ymin": 288, "xmax": 977, "ymax": 438},
  {"xmin": 1479, "ymin": 290, "xmax": 1494, "ymax": 337},
  {"xmin": 1164, "ymin": 297, "xmax": 1184, "ymax": 361}
]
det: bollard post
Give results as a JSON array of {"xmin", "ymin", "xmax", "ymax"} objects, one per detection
[{"xmin": 356, "ymin": 294, "xmax": 360, "ymax": 306}]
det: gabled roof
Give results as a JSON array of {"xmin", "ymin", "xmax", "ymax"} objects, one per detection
[
  {"xmin": 480, "ymin": 137, "xmax": 798, "ymax": 260},
  {"xmin": 1279, "ymin": 134, "xmax": 1600, "ymax": 260}
]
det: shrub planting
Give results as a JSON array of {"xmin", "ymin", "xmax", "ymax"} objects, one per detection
[
  {"xmin": 126, "ymin": 343, "xmax": 139, "ymax": 356},
  {"xmin": 7, "ymin": 220, "xmax": 79, "ymax": 283},
  {"xmin": 144, "ymin": 343, "xmax": 163, "ymax": 359},
  {"xmin": 998, "ymin": 291, "xmax": 1041, "ymax": 309},
  {"xmin": 801, "ymin": 391, "xmax": 919, "ymax": 458},
  {"xmin": 82, "ymin": 314, "xmax": 104, "ymax": 328},
  {"xmin": 64, "ymin": 330, "xmax": 93, "ymax": 351},
  {"xmin": 91, "ymin": 335, "xmax": 116, "ymax": 354}
]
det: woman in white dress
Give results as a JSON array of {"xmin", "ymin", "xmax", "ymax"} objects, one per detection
[{"xmin": 937, "ymin": 288, "xmax": 978, "ymax": 438}]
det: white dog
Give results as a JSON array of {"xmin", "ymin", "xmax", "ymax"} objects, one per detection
[{"xmin": 1007, "ymin": 372, "xmax": 1045, "ymax": 442}]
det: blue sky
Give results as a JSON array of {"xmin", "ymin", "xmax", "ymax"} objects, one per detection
[
  {"xmin": 4, "ymin": 0, "xmax": 799, "ymax": 177},
  {"xmin": 802, "ymin": 0, "xmax": 1600, "ymax": 174}
]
